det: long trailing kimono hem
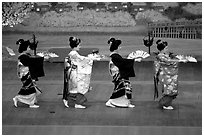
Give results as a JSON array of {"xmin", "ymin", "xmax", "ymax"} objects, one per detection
[
  {"xmin": 15, "ymin": 93, "xmax": 37, "ymax": 105},
  {"xmin": 15, "ymin": 53, "xmax": 42, "ymax": 105},
  {"xmin": 109, "ymin": 95, "xmax": 130, "ymax": 107},
  {"xmin": 108, "ymin": 52, "xmax": 135, "ymax": 107}
]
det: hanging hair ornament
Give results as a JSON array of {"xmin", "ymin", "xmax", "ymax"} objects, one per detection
[{"xmin": 127, "ymin": 50, "xmax": 150, "ymax": 59}]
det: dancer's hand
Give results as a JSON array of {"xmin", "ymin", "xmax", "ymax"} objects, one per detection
[
  {"xmin": 32, "ymin": 79, "xmax": 36, "ymax": 85},
  {"xmin": 135, "ymin": 58, "xmax": 142, "ymax": 62}
]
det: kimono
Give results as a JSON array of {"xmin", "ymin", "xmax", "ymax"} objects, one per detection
[
  {"xmin": 108, "ymin": 52, "xmax": 135, "ymax": 107},
  {"xmin": 14, "ymin": 53, "xmax": 42, "ymax": 106},
  {"xmin": 154, "ymin": 52, "xmax": 178, "ymax": 107},
  {"xmin": 63, "ymin": 50, "xmax": 95, "ymax": 107}
]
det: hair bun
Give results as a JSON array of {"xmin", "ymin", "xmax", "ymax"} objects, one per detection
[
  {"xmin": 109, "ymin": 39, "xmax": 122, "ymax": 52},
  {"xmin": 156, "ymin": 39, "xmax": 161, "ymax": 45},
  {"xmin": 108, "ymin": 37, "xmax": 115, "ymax": 44},
  {"xmin": 16, "ymin": 39, "xmax": 24, "ymax": 45},
  {"xmin": 69, "ymin": 36, "xmax": 81, "ymax": 48},
  {"xmin": 157, "ymin": 40, "xmax": 168, "ymax": 51},
  {"xmin": 69, "ymin": 37, "xmax": 74, "ymax": 42}
]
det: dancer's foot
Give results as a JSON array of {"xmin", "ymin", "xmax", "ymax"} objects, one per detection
[
  {"xmin": 29, "ymin": 105, "xmax": 39, "ymax": 108},
  {"xmin": 105, "ymin": 100, "xmax": 115, "ymax": 108},
  {"xmin": 128, "ymin": 104, "xmax": 135, "ymax": 108},
  {"xmin": 75, "ymin": 104, "xmax": 86, "ymax": 109},
  {"xmin": 63, "ymin": 99, "xmax": 69, "ymax": 108},
  {"xmin": 163, "ymin": 106, "xmax": 174, "ymax": 110},
  {"xmin": 88, "ymin": 86, "xmax": 93, "ymax": 92},
  {"xmin": 13, "ymin": 97, "xmax": 17, "ymax": 107}
]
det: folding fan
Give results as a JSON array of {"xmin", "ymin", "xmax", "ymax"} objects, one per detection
[
  {"xmin": 127, "ymin": 50, "xmax": 150, "ymax": 59},
  {"xmin": 185, "ymin": 56, "xmax": 197, "ymax": 62},
  {"xmin": 176, "ymin": 55, "xmax": 197, "ymax": 62},
  {"xmin": 37, "ymin": 51, "xmax": 59, "ymax": 59},
  {"xmin": 175, "ymin": 55, "xmax": 185, "ymax": 60}
]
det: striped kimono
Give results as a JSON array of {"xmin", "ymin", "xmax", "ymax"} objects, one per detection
[
  {"xmin": 108, "ymin": 52, "xmax": 135, "ymax": 107},
  {"xmin": 14, "ymin": 53, "xmax": 41, "ymax": 106}
]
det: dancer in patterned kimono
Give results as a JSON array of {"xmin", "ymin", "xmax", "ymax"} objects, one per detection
[
  {"xmin": 13, "ymin": 39, "xmax": 42, "ymax": 108},
  {"xmin": 63, "ymin": 36, "xmax": 100, "ymax": 109},
  {"xmin": 154, "ymin": 40, "xmax": 187, "ymax": 110},
  {"xmin": 106, "ymin": 38, "xmax": 142, "ymax": 108}
]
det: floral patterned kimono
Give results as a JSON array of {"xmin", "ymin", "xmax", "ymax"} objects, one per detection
[
  {"xmin": 63, "ymin": 50, "xmax": 97, "ymax": 107},
  {"xmin": 154, "ymin": 52, "xmax": 178, "ymax": 106},
  {"xmin": 14, "ymin": 53, "xmax": 42, "ymax": 106},
  {"xmin": 108, "ymin": 52, "xmax": 135, "ymax": 107}
]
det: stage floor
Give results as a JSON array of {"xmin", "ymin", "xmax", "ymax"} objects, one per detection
[{"xmin": 2, "ymin": 61, "xmax": 202, "ymax": 135}]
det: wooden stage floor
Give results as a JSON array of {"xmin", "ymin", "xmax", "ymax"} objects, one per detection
[{"xmin": 2, "ymin": 61, "xmax": 202, "ymax": 135}]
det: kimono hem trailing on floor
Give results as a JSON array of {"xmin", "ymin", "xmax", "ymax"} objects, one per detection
[
  {"xmin": 15, "ymin": 53, "xmax": 42, "ymax": 105},
  {"xmin": 108, "ymin": 53, "xmax": 135, "ymax": 107}
]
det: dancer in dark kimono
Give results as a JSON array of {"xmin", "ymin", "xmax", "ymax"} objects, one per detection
[
  {"xmin": 154, "ymin": 40, "xmax": 187, "ymax": 110},
  {"xmin": 106, "ymin": 38, "xmax": 142, "ymax": 108},
  {"xmin": 13, "ymin": 39, "xmax": 42, "ymax": 108}
]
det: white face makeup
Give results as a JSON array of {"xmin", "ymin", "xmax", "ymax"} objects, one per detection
[
  {"xmin": 75, "ymin": 44, "xmax": 81, "ymax": 51},
  {"xmin": 163, "ymin": 46, "xmax": 168, "ymax": 52}
]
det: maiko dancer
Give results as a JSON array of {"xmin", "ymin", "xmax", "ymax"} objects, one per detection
[
  {"xmin": 13, "ymin": 39, "xmax": 44, "ymax": 108},
  {"xmin": 154, "ymin": 39, "xmax": 187, "ymax": 110},
  {"xmin": 63, "ymin": 36, "xmax": 101, "ymax": 109},
  {"xmin": 106, "ymin": 38, "xmax": 142, "ymax": 108}
]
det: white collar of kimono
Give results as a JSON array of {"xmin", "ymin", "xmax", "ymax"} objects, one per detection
[{"xmin": 110, "ymin": 51, "xmax": 118, "ymax": 56}]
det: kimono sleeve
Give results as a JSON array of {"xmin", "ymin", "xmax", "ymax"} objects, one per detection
[
  {"xmin": 70, "ymin": 51, "xmax": 93, "ymax": 74},
  {"xmin": 18, "ymin": 54, "xmax": 31, "ymax": 66},
  {"xmin": 111, "ymin": 54, "xmax": 134, "ymax": 69},
  {"xmin": 111, "ymin": 53, "xmax": 135, "ymax": 78},
  {"xmin": 70, "ymin": 51, "xmax": 90, "ymax": 62}
]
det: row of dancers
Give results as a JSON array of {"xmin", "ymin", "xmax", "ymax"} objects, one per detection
[{"xmin": 13, "ymin": 36, "xmax": 188, "ymax": 110}]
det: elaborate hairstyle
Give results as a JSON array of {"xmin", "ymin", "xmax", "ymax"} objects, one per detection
[
  {"xmin": 156, "ymin": 39, "xmax": 168, "ymax": 51},
  {"xmin": 108, "ymin": 37, "xmax": 115, "ymax": 44},
  {"xmin": 69, "ymin": 36, "xmax": 81, "ymax": 49},
  {"xmin": 16, "ymin": 39, "xmax": 29, "ymax": 53},
  {"xmin": 108, "ymin": 37, "xmax": 122, "ymax": 52}
]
